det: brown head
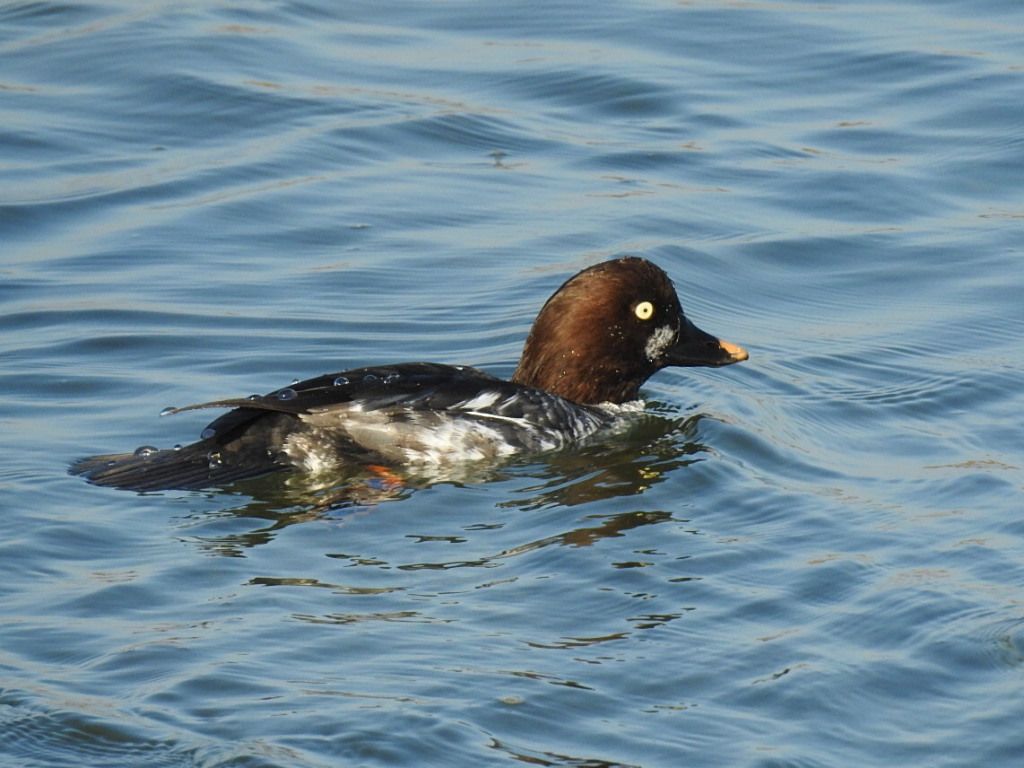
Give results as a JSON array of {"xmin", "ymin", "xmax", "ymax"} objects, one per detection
[{"xmin": 511, "ymin": 257, "xmax": 748, "ymax": 404}]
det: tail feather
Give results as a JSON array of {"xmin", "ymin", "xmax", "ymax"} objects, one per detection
[
  {"xmin": 69, "ymin": 442, "xmax": 283, "ymax": 492},
  {"xmin": 71, "ymin": 409, "xmax": 300, "ymax": 492}
]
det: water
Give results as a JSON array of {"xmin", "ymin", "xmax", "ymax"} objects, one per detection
[{"xmin": 2, "ymin": 1, "xmax": 1023, "ymax": 765}]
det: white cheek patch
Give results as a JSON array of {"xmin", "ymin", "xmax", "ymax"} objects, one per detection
[{"xmin": 644, "ymin": 325, "xmax": 675, "ymax": 361}]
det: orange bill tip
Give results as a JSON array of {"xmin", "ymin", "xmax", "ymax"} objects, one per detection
[{"xmin": 719, "ymin": 340, "xmax": 749, "ymax": 362}]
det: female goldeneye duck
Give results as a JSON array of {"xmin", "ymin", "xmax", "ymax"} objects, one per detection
[{"xmin": 71, "ymin": 257, "xmax": 748, "ymax": 491}]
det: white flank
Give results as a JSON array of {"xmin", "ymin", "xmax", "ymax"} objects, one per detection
[
  {"xmin": 284, "ymin": 393, "xmax": 645, "ymax": 481},
  {"xmin": 284, "ymin": 432, "xmax": 341, "ymax": 474}
]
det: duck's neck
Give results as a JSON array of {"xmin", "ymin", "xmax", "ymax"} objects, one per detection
[{"xmin": 512, "ymin": 346, "xmax": 643, "ymax": 405}]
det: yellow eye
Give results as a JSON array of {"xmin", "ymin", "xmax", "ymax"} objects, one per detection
[{"xmin": 634, "ymin": 301, "xmax": 654, "ymax": 321}]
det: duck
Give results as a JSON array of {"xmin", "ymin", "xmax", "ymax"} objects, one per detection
[{"xmin": 70, "ymin": 257, "xmax": 748, "ymax": 491}]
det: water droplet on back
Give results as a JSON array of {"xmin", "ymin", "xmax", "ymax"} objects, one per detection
[
  {"xmin": 201, "ymin": 427, "xmax": 216, "ymax": 440},
  {"xmin": 333, "ymin": 376, "xmax": 350, "ymax": 387},
  {"xmin": 277, "ymin": 388, "xmax": 297, "ymax": 401},
  {"xmin": 363, "ymin": 374, "xmax": 379, "ymax": 383},
  {"xmin": 133, "ymin": 445, "xmax": 158, "ymax": 458}
]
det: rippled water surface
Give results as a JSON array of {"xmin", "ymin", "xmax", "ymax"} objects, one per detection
[{"xmin": 3, "ymin": 1, "xmax": 1023, "ymax": 766}]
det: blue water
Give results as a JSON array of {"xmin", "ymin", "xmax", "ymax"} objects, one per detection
[{"xmin": 3, "ymin": 1, "xmax": 1023, "ymax": 766}]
